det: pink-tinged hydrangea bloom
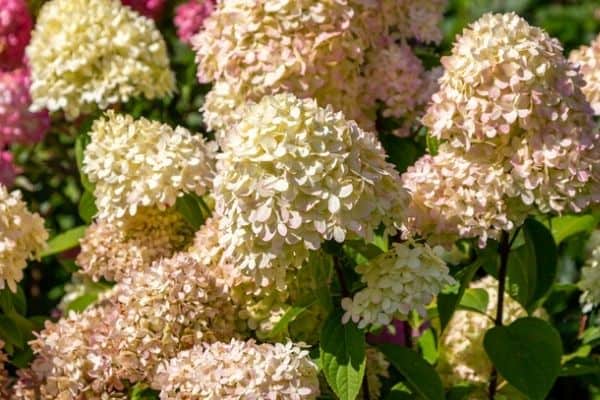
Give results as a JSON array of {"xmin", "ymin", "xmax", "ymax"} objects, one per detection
[
  {"xmin": 0, "ymin": 67, "xmax": 49, "ymax": 147},
  {"xmin": 0, "ymin": 0, "xmax": 32, "ymax": 70},
  {"xmin": 406, "ymin": 13, "xmax": 600, "ymax": 246},
  {"xmin": 155, "ymin": 339, "xmax": 320, "ymax": 399},
  {"xmin": 570, "ymin": 33, "xmax": 600, "ymax": 115},
  {"xmin": 121, "ymin": 0, "xmax": 166, "ymax": 20},
  {"xmin": 0, "ymin": 151, "xmax": 17, "ymax": 187},
  {"xmin": 174, "ymin": 0, "xmax": 216, "ymax": 45},
  {"xmin": 381, "ymin": 0, "xmax": 447, "ymax": 44}
]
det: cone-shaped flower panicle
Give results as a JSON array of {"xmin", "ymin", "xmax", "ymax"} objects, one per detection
[
  {"xmin": 0, "ymin": 186, "xmax": 47, "ymax": 292},
  {"xmin": 155, "ymin": 339, "xmax": 320, "ymax": 399},
  {"xmin": 26, "ymin": 0, "xmax": 175, "ymax": 119},
  {"xmin": 0, "ymin": 0, "xmax": 32, "ymax": 70},
  {"xmin": 214, "ymin": 93, "xmax": 407, "ymax": 288},
  {"xmin": 174, "ymin": 0, "xmax": 216, "ymax": 45},
  {"xmin": 83, "ymin": 111, "xmax": 217, "ymax": 222},
  {"xmin": 341, "ymin": 241, "xmax": 454, "ymax": 328},
  {"xmin": 570, "ymin": 33, "xmax": 600, "ymax": 115}
]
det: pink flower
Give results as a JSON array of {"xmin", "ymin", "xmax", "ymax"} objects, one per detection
[
  {"xmin": 0, "ymin": 67, "xmax": 50, "ymax": 147},
  {"xmin": 0, "ymin": 151, "xmax": 17, "ymax": 187},
  {"xmin": 0, "ymin": 0, "xmax": 32, "ymax": 70},
  {"xmin": 174, "ymin": 0, "xmax": 215, "ymax": 45},
  {"xmin": 121, "ymin": 0, "xmax": 166, "ymax": 20}
]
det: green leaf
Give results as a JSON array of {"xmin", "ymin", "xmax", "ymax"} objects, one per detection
[
  {"xmin": 426, "ymin": 133, "xmax": 439, "ymax": 156},
  {"xmin": 175, "ymin": 193, "xmax": 206, "ymax": 230},
  {"xmin": 550, "ymin": 214, "xmax": 597, "ymax": 244},
  {"xmin": 129, "ymin": 383, "xmax": 160, "ymax": 400},
  {"xmin": 437, "ymin": 258, "xmax": 482, "ymax": 330},
  {"xmin": 560, "ymin": 357, "xmax": 600, "ymax": 377},
  {"xmin": 0, "ymin": 315, "xmax": 24, "ymax": 349},
  {"xmin": 41, "ymin": 226, "xmax": 87, "ymax": 257},
  {"xmin": 582, "ymin": 327, "xmax": 600, "ymax": 347},
  {"xmin": 320, "ymin": 312, "xmax": 366, "ymax": 400},
  {"xmin": 66, "ymin": 293, "xmax": 100, "ymax": 313},
  {"xmin": 457, "ymin": 288, "xmax": 489, "ymax": 314},
  {"xmin": 386, "ymin": 383, "xmax": 414, "ymax": 400},
  {"xmin": 265, "ymin": 300, "xmax": 316, "ymax": 340},
  {"xmin": 343, "ymin": 239, "xmax": 384, "ymax": 266},
  {"xmin": 0, "ymin": 287, "xmax": 27, "ymax": 315},
  {"xmin": 78, "ymin": 190, "xmax": 97, "ymax": 224},
  {"xmin": 417, "ymin": 328, "xmax": 438, "ymax": 364},
  {"xmin": 484, "ymin": 317, "xmax": 562, "ymax": 400},
  {"xmin": 507, "ymin": 219, "xmax": 557, "ymax": 311},
  {"xmin": 378, "ymin": 344, "xmax": 444, "ymax": 400}
]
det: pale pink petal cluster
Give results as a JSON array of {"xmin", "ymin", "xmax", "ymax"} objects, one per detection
[
  {"xmin": 0, "ymin": 0, "xmax": 32, "ymax": 70},
  {"xmin": 214, "ymin": 94, "xmax": 407, "ymax": 288},
  {"xmin": 193, "ymin": 0, "xmax": 446, "ymax": 133},
  {"xmin": 155, "ymin": 339, "xmax": 320, "ymax": 399},
  {"xmin": 570, "ymin": 33, "xmax": 600, "ymax": 115},
  {"xmin": 121, "ymin": 0, "xmax": 166, "ymax": 20},
  {"xmin": 341, "ymin": 241, "xmax": 454, "ymax": 328},
  {"xmin": 405, "ymin": 13, "xmax": 600, "ymax": 246},
  {"xmin": 0, "ymin": 67, "xmax": 50, "ymax": 147},
  {"xmin": 83, "ymin": 111, "xmax": 217, "ymax": 222},
  {"xmin": 26, "ymin": 0, "xmax": 175, "ymax": 120},
  {"xmin": 0, "ymin": 186, "xmax": 47, "ymax": 292},
  {"xmin": 77, "ymin": 207, "xmax": 194, "ymax": 282},
  {"xmin": 174, "ymin": 0, "xmax": 216, "ymax": 45}
]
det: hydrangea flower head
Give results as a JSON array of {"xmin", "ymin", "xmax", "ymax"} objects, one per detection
[
  {"xmin": 214, "ymin": 93, "xmax": 407, "ymax": 288},
  {"xmin": 83, "ymin": 111, "xmax": 217, "ymax": 222},
  {"xmin": 174, "ymin": 0, "xmax": 216, "ymax": 45},
  {"xmin": 26, "ymin": 0, "xmax": 175, "ymax": 120},
  {"xmin": 341, "ymin": 241, "xmax": 454, "ymax": 328},
  {"xmin": 0, "ymin": 0, "xmax": 32, "ymax": 70},
  {"xmin": 570, "ymin": 33, "xmax": 600, "ymax": 115},
  {"xmin": 77, "ymin": 207, "xmax": 194, "ymax": 282},
  {"xmin": 0, "ymin": 67, "xmax": 50, "ymax": 147},
  {"xmin": 121, "ymin": 0, "xmax": 166, "ymax": 20},
  {"xmin": 0, "ymin": 186, "xmax": 47, "ymax": 291},
  {"xmin": 155, "ymin": 339, "xmax": 320, "ymax": 399}
]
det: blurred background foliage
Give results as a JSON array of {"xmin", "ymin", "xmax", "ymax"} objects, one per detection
[{"xmin": 7, "ymin": 0, "xmax": 600, "ymax": 396}]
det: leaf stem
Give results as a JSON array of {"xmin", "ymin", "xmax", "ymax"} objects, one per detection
[
  {"xmin": 488, "ymin": 230, "xmax": 511, "ymax": 400},
  {"xmin": 333, "ymin": 255, "xmax": 350, "ymax": 298}
]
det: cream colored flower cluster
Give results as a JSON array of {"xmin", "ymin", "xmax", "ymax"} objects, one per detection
[
  {"xmin": 437, "ymin": 276, "xmax": 527, "ymax": 392},
  {"xmin": 193, "ymin": 0, "xmax": 445, "ymax": 133},
  {"xmin": 188, "ymin": 218, "xmax": 331, "ymax": 343},
  {"xmin": 109, "ymin": 253, "xmax": 238, "ymax": 384},
  {"xmin": 0, "ymin": 186, "xmax": 48, "ymax": 292},
  {"xmin": 341, "ymin": 241, "xmax": 454, "ymax": 328},
  {"xmin": 155, "ymin": 339, "xmax": 320, "ymax": 399},
  {"xmin": 29, "ymin": 302, "xmax": 127, "ymax": 399},
  {"xmin": 570, "ymin": 33, "xmax": 600, "ymax": 115},
  {"xmin": 405, "ymin": 13, "xmax": 599, "ymax": 246},
  {"xmin": 402, "ymin": 144, "xmax": 531, "ymax": 246},
  {"xmin": 579, "ymin": 230, "xmax": 600, "ymax": 311},
  {"xmin": 30, "ymin": 253, "xmax": 239, "ymax": 397},
  {"xmin": 83, "ymin": 112, "xmax": 217, "ymax": 222},
  {"xmin": 77, "ymin": 207, "xmax": 194, "ymax": 282},
  {"xmin": 214, "ymin": 94, "xmax": 407, "ymax": 288},
  {"xmin": 26, "ymin": 0, "xmax": 175, "ymax": 120}
]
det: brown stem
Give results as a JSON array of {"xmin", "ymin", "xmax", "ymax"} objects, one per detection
[{"xmin": 488, "ymin": 230, "xmax": 511, "ymax": 400}]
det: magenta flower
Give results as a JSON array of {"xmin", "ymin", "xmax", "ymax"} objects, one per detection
[
  {"xmin": 0, "ymin": 0, "xmax": 32, "ymax": 70},
  {"xmin": 121, "ymin": 0, "xmax": 166, "ymax": 20},
  {"xmin": 0, "ymin": 67, "xmax": 50, "ymax": 147},
  {"xmin": 174, "ymin": 0, "xmax": 215, "ymax": 45},
  {"xmin": 0, "ymin": 151, "xmax": 17, "ymax": 187}
]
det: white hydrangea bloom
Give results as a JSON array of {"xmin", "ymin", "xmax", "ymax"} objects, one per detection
[
  {"xmin": 155, "ymin": 339, "xmax": 320, "ymax": 399},
  {"xmin": 214, "ymin": 93, "xmax": 407, "ymax": 288},
  {"xmin": 26, "ymin": 0, "xmax": 175, "ymax": 120},
  {"xmin": 0, "ymin": 186, "xmax": 48, "ymax": 292},
  {"xmin": 341, "ymin": 241, "xmax": 454, "ymax": 328},
  {"xmin": 83, "ymin": 111, "xmax": 217, "ymax": 222},
  {"xmin": 579, "ymin": 230, "xmax": 600, "ymax": 311},
  {"xmin": 570, "ymin": 33, "xmax": 600, "ymax": 115}
]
